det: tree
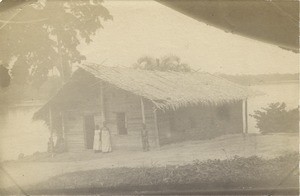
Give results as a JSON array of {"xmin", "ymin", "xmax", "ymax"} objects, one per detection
[
  {"xmin": 0, "ymin": 0, "xmax": 112, "ymax": 87},
  {"xmin": 133, "ymin": 55, "xmax": 191, "ymax": 72},
  {"xmin": 250, "ymin": 102, "xmax": 298, "ymax": 134}
]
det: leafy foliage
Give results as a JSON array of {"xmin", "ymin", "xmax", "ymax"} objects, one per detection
[
  {"xmin": 0, "ymin": 0, "xmax": 112, "ymax": 86},
  {"xmin": 133, "ymin": 55, "xmax": 191, "ymax": 72},
  {"xmin": 250, "ymin": 102, "xmax": 299, "ymax": 134},
  {"xmin": 32, "ymin": 153, "xmax": 298, "ymax": 190}
]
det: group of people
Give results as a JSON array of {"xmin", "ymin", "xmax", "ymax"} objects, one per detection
[
  {"xmin": 93, "ymin": 121, "xmax": 112, "ymax": 153},
  {"xmin": 47, "ymin": 121, "xmax": 149, "ymax": 154}
]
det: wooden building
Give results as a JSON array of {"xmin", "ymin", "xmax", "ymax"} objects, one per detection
[{"xmin": 33, "ymin": 63, "xmax": 252, "ymax": 152}]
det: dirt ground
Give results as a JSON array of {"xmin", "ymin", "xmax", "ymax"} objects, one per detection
[{"xmin": 0, "ymin": 133, "xmax": 298, "ymax": 190}]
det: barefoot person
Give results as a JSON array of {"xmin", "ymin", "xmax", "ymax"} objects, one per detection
[
  {"xmin": 93, "ymin": 125, "xmax": 101, "ymax": 152},
  {"xmin": 101, "ymin": 121, "xmax": 112, "ymax": 153}
]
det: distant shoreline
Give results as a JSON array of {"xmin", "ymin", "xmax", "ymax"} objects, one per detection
[
  {"xmin": 249, "ymin": 80, "xmax": 298, "ymax": 86},
  {"xmin": 218, "ymin": 73, "xmax": 298, "ymax": 86},
  {"xmin": 0, "ymin": 81, "xmax": 298, "ymax": 108},
  {"xmin": 0, "ymin": 100, "xmax": 46, "ymax": 109}
]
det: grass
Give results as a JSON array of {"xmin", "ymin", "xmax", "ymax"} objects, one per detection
[{"xmin": 29, "ymin": 152, "xmax": 298, "ymax": 192}]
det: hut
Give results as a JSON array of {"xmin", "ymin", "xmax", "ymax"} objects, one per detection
[{"xmin": 33, "ymin": 63, "xmax": 252, "ymax": 152}]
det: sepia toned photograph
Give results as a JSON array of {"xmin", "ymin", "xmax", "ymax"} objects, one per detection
[{"xmin": 0, "ymin": 0, "xmax": 299, "ymax": 195}]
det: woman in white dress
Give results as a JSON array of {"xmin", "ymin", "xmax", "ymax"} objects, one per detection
[
  {"xmin": 93, "ymin": 125, "xmax": 101, "ymax": 152},
  {"xmin": 101, "ymin": 121, "xmax": 112, "ymax": 153}
]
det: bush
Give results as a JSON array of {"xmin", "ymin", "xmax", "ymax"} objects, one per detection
[
  {"xmin": 31, "ymin": 153, "xmax": 299, "ymax": 191},
  {"xmin": 250, "ymin": 102, "xmax": 298, "ymax": 134}
]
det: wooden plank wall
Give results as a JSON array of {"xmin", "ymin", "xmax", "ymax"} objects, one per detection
[
  {"xmin": 62, "ymin": 81, "xmax": 243, "ymax": 150},
  {"xmin": 102, "ymin": 85, "xmax": 158, "ymax": 150},
  {"xmin": 64, "ymin": 111, "xmax": 85, "ymax": 152},
  {"xmin": 62, "ymin": 83, "xmax": 159, "ymax": 152},
  {"xmin": 157, "ymin": 101, "xmax": 243, "ymax": 145},
  {"xmin": 156, "ymin": 109, "xmax": 171, "ymax": 143}
]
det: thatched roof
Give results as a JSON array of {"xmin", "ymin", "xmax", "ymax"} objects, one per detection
[
  {"xmin": 33, "ymin": 63, "xmax": 256, "ymax": 121},
  {"xmin": 78, "ymin": 63, "xmax": 254, "ymax": 110}
]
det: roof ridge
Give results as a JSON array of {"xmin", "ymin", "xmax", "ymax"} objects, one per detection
[{"xmin": 74, "ymin": 63, "xmax": 255, "ymax": 110}]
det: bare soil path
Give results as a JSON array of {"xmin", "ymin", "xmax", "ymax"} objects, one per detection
[{"xmin": 0, "ymin": 133, "xmax": 298, "ymax": 190}]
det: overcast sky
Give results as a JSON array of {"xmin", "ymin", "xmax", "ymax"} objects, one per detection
[{"xmin": 78, "ymin": 0, "xmax": 298, "ymax": 75}]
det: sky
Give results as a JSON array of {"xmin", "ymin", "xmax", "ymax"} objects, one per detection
[{"xmin": 78, "ymin": 0, "xmax": 299, "ymax": 75}]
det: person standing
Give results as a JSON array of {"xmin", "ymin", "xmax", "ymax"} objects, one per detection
[
  {"xmin": 101, "ymin": 121, "xmax": 112, "ymax": 153},
  {"xmin": 141, "ymin": 123, "xmax": 150, "ymax": 151},
  {"xmin": 47, "ymin": 137, "xmax": 54, "ymax": 153},
  {"xmin": 93, "ymin": 125, "xmax": 101, "ymax": 152}
]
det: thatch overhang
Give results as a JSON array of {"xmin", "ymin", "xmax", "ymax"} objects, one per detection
[
  {"xmin": 79, "ymin": 63, "xmax": 255, "ymax": 108},
  {"xmin": 33, "ymin": 63, "xmax": 257, "ymax": 121}
]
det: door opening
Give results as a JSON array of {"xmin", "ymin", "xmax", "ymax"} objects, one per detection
[
  {"xmin": 84, "ymin": 115, "xmax": 95, "ymax": 149},
  {"xmin": 116, "ymin": 113, "xmax": 127, "ymax": 135},
  {"xmin": 169, "ymin": 112, "xmax": 176, "ymax": 133}
]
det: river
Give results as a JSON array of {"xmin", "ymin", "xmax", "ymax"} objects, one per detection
[
  {"xmin": 0, "ymin": 82, "xmax": 298, "ymax": 161},
  {"xmin": 247, "ymin": 82, "xmax": 298, "ymax": 133},
  {"xmin": 0, "ymin": 105, "xmax": 49, "ymax": 162}
]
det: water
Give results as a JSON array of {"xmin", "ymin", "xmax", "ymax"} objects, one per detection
[
  {"xmin": 0, "ymin": 82, "xmax": 298, "ymax": 161},
  {"xmin": 247, "ymin": 82, "xmax": 299, "ymax": 133},
  {"xmin": 0, "ymin": 106, "xmax": 49, "ymax": 161}
]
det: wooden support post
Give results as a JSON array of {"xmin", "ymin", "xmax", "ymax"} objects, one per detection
[
  {"xmin": 242, "ymin": 99, "xmax": 248, "ymax": 134},
  {"xmin": 242, "ymin": 100, "xmax": 245, "ymax": 134},
  {"xmin": 100, "ymin": 81, "xmax": 106, "ymax": 125},
  {"xmin": 49, "ymin": 106, "xmax": 54, "ymax": 157},
  {"xmin": 245, "ymin": 99, "xmax": 248, "ymax": 134},
  {"xmin": 49, "ymin": 107, "xmax": 53, "ymax": 138},
  {"xmin": 140, "ymin": 97, "xmax": 149, "ymax": 151},
  {"xmin": 141, "ymin": 98, "xmax": 146, "ymax": 124},
  {"xmin": 153, "ymin": 108, "xmax": 160, "ymax": 148},
  {"xmin": 61, "ymin": 111, "xmax": 65, "ymax": 139}
]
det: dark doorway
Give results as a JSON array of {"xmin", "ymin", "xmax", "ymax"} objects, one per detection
[
  {"xmin": 116, "ymin": 113, "xmax": 127, "ymax": 135},
  {"xmin": 84, "ymin": 115, "xmax": 95, "ymax": 149},
  {"xmin": 169, "ymin": 112, "xmax": 176, "ymax": 132}
]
